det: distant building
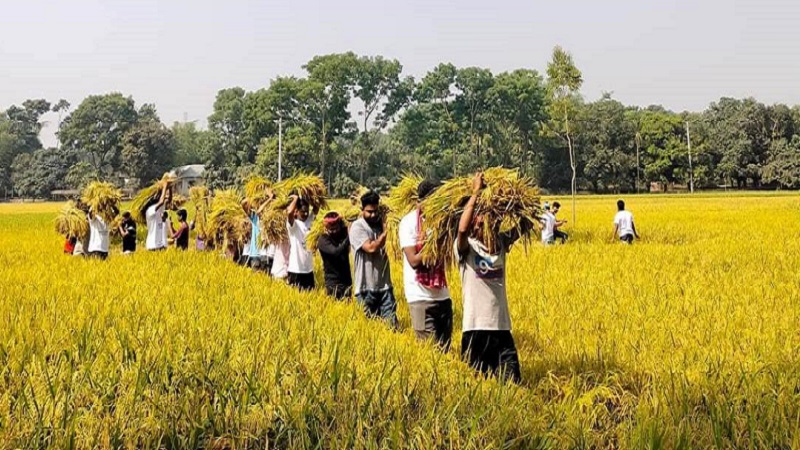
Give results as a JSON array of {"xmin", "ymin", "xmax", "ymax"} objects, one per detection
[{"xmin": 171, "ymin": 164, "xmax": 205, "ymax": 196}]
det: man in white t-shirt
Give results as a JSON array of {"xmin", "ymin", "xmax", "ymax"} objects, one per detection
[
  {"xmin": 145, "ymin": 182, "xmax": 171, "ymax": 251},
  {"xmin": 87, "ymin": 208, "xmax": 111, "ymax": 260},
  {"xmin": 612, "ymin": 199, "xmax": 639, "ymax": 244},
  {"xmin": 540, "ymin": 202, "xmax": 556, "ymax": 245},
  {"xmin": 286, "ymin": 195, "xmax": 317, "ymax": 291},
  {"xmin": 399, "ymin": 178, "xmax": 453, "ymax": 351}
]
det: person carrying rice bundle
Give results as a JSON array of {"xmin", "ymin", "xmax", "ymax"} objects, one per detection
[
  {"xmin": 453, "ymin": 171, "xmax": 539, "ymax": 384},
  {"xmin": 316, "ymin": 211, "xmax": 352, "ymax": 300},
  {"xmin": 142, "ymin": 181, "xmax": 172, "ymax": 251},
  {"xmin": 55, "ymin": 200, "xmax": 89, "ymax": 255},
  {"xmin": 399, "ymin": 178, "xmax": 453, "ymax": 352},
  {"xmin": 86, "ymin": 206, "xmax": 111, "ymax": 260},
  {"xmin": 349, "ymin": 190, "xmax": 397, "ymax": 328},
  {"xmin": 286, "ymin": 195, "xmax": 317, "ymax": 291}
]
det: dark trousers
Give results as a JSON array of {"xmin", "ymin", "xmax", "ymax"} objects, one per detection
[
  {"xmin": 287, "ymin": 272, "xmax": 315, "ymax": 291},
  {"xmin": 409, "ymin": 299, "xmax": 453, "ymax": 352},
  {"xmin": 554, "ymin": 229, "xmax": 569, "ymax": 243},
  {"xmin": 89, "ymin": 251, "xmax": 108, "ymax": 260},
  {"xmin": 356, "ymin": 289, "xmax": 398, "ymax": 329},
  {"xmin": 620, "ymin": 234, "xmax": 634, "ymax": 244},
  {"xmin": 325, "ymin": 283, "xmax": 352, "ymax": 301},
  {"xmin": 461, "ymin": 330, "xmax": 522, "ymax": 384}
]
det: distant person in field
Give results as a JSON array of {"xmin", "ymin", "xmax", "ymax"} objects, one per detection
[
  {"xmin": 455, "ymin": 172, "xmax": 523, "ymax": 384},
  {"xmin": 72, "ymin": 201, "xmax": 90, "ymax": 257},
  {"xmin": 540, "ymin": 202, "xmax": 556, "ymax": 245},
  {"xmin": 286, "ymin": 195, "xmax": 317, "ymax": 291},
  {"xmin": 64, "ymin": 236, "xmax": 77, "ymax": 255},
  {"xmin": 552, "ymin": 202, "xmax": 569, "ymax": 243},
  {"xmin": 612, "ymin": 199, "xmax": 639, "ymax": 244},
  {"xmin": 119, "ymin": 211, "xmax": 137, "ymax": 254},
  {"xmin": 145, "ymin": 182, "xmax": 170, "ymax": 251},
  {"xmin": 169, "ymin": 209, "xmax": 190, "ymax": 250},
  {"xmin": 318, "ymin": 211, "xmax": 352, "ymax": 300},
  {"xmin": 350, "ymin": 190, "xmax": 397, "ymax": 328},
  {"xmin": 400, "ymin": 178, "xmax": 453, "ymax": 351},
  {"xmin": 86, "ymin": 207, "xmax": 112, "ymax": 260}
]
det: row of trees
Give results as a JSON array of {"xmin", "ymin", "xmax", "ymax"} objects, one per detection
[{"xmin": 3, "ymin": 47, "xmax": 800, "ymax": 200}]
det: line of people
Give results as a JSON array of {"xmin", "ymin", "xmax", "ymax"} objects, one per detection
[{"xmin": 65, "ymin": 176, "xmax": 640, "ymax": 384}]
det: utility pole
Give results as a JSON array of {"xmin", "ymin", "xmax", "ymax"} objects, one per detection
[
  {"xmin": 686, "ymin": 121, "xmax": 694, "ymax": 193},
  {"xmin": 277, "ymin": 116, "xmax": 283, "ymax": 182}
]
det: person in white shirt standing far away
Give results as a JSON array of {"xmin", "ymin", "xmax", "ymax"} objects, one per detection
[
  {"xmin": 612, "ymin": 199, "xmax": 640, "ymax": 244},
  {"xmin": 399, "ymin": 178, "xmax": 453, "ymax": 352},
  {"xmin": 87, "ymin": 206, "xmax": 112, "ymax": 260},
  {"xmin": 145, "ymin": 181, "xmax": 171, "ymax": 251},
  {"xmin": 540, "ymin": 202, "xmax": 556, "ymax": 245}
]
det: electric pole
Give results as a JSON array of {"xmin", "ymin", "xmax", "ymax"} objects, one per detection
[{"xmin": 686, "ymin": 121, "xmax": 694, "ymax": 193}]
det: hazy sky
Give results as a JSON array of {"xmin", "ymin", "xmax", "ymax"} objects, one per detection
[{"xmin": 2, "ymin": 0, "xmax": 800, "ymax": 147}]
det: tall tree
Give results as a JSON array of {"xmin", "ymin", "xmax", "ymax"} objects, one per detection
[
  {"xmin": 546, "ymin": 46, "xmax": 583, "ymax": 224},
  {"xmin": 121, "ymin": 121, "xmax": 176, "ymax": 187},
  {"xmin": 59, "ymin": 93, "xmax": 138, "ymax": 177}
]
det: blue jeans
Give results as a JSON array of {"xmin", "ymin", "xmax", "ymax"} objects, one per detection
[{"xmin": 356, "ymin": 288, "xmax": 398, "ymax": 329}]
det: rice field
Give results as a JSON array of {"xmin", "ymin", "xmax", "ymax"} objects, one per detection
[{"xmin": 1, "ymin": 193, "xmax": 800, "ymax": 449}]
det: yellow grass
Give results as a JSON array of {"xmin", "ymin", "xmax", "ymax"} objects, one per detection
[{"xmin": 2, "ymin": 193, "xmax": 800, "ymax": 448}]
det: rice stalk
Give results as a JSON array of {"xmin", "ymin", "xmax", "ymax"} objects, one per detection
[
  {"xmin": 54, "ymin": 201, "xmax": 89, "ymax": 239},
  {"xmin": 80, "ymin": 181, "xmax": 122, "ymax": 223}
]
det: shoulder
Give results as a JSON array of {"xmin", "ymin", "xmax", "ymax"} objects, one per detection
[{"xmin": 399, "ymin": 212, "xmax": 416, "ymax": 230}]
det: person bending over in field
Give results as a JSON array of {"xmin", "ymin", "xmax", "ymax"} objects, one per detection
[
  {"xmin": 286, "ymin": 195, "xmax": 317, "ymax": 291},
  {"xmin": 87, "ymin": 207, "xmax": 112, "ymax": 260},
  {"xmin": 612, "ymin": 199, "xmax": 639, "ymax": 244},
  {"xmin": 456, "ymin": 172, "xmax": 523, "ymax": 384},
  {"xmin": 119, "ymin": 211, "xmax": 137, "ymax": 254},
  {"xmin": 169, "ymin": 209, "xmax": 190, "ymax": 250},
  {"xmin": 400, "ymin": 178, "xmax": 453, "ymax": 352},
  {"xmin": 350, "ymin": 191, "xmax": 397, "ymax": 328},
  {"xmin": 318, "ymin": 211, "xmax": 352, "ymax": 300},
  {"xmin": 145, "ymin": 182, "xmax": 171, "ymax": 251},
  {"xmin": 552, "ymin": 202, "xmax": 569, "ymax": 243}
]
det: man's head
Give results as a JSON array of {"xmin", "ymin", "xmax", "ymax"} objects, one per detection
[
  {"xmin": 417, "ymin": 179, "xmax": 442, "ymax": 203},
  {"xmin": 294, "ymin": 198, "xmax": 310, "ymax": 222},
  {"xmin": 617, "ymin": 199, "xmax": 625, "ymax": 211},
  {"xmin": 553, "ymin": 202, "xmax": 561, "ymax": 214},
  {"xmin": 361, "ymin": 190, "xmax": 382, "ymax": 225},
  {"xmin": 177, "ymin": 209, "xmax": 188, "ymax": 221},
  {"xmin": 323, "ymin": 211, "xmax": 345, "ymax": 235},
  {"xmin": 162, "ymin": 211, "xmax": 168, "ymax": 221},
  {"xmin": 122, "ymin": 211, "xmax": 131, "ymax": 220}
]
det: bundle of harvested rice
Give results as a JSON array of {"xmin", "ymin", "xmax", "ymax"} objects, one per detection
[
  {"xmin": 305, "ymin": 210, "xmax": 329, "ymax": 252},
  {"xmin": 418, "ymin": 167, "xmax": 541, "ymax": 267},
  {"xmin": 168, "ymin": 194, "xmax": 188, "ymax": 211},
  {"xmin": 207, "ymin": 189, "xmax": 250, "ymax": 251},
  {"xmin": 190, "ymin": 186, "xmax": 212, "ymax": 240},
  {"xmin": 384, "ymin": 175, "xmax": 423, "ymax": 260},
  {"xmin": 80, "ymin": 181, "xmax": 122, "ymax": 223},
  {"xmin": 130, "ymin": 174, "xmax": 176, "ymax": 224},
  {"xmin": 54, "ymin": 202, "xmax": 89, "ymax": 239},
  {"xmin": 244, "ymin": 176, "xmax": 273, "ymax": 210},
  {"xmin": 259, "ymin": 198, "xmax": 290, "ymax": 246},
  {"xmin": 272, "ymin": 173, "xmax": 328, "ymax": 210}
]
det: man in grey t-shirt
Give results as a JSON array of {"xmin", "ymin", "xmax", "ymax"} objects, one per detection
[
  {"xmin": 455, "ymin": 172, "xmax": 524, "ymax": 384},
  {"xmin": 349, "ymin": 190, "xmax": 397, "ymax": 328}
]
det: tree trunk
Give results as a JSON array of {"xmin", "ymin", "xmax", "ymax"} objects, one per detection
[{"xmin": 565, "ymin": 107, "xmax": 576, "ymax": 226}]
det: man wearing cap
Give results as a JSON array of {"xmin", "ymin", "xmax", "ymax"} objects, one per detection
[
  {"xmin": 318, "ymin": 212, "xmax": 352, "ymax": 300},
  {"xmin": 399, "ymin": 179, "xmax": 453, "ymax": 351}
]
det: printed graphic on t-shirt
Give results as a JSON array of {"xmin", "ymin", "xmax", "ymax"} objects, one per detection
[{"xmin": 473, "ymin": 253, "xmax": 504, "ymax": 279}]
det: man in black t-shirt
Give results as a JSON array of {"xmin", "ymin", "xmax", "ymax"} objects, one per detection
[
  {"xmin": 317, "ymin": 212, "xmax": 352, "ymax": 300},
  {"xmin": 119, "ymin": 211, "xmax": 137, "ymax": 254}
]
